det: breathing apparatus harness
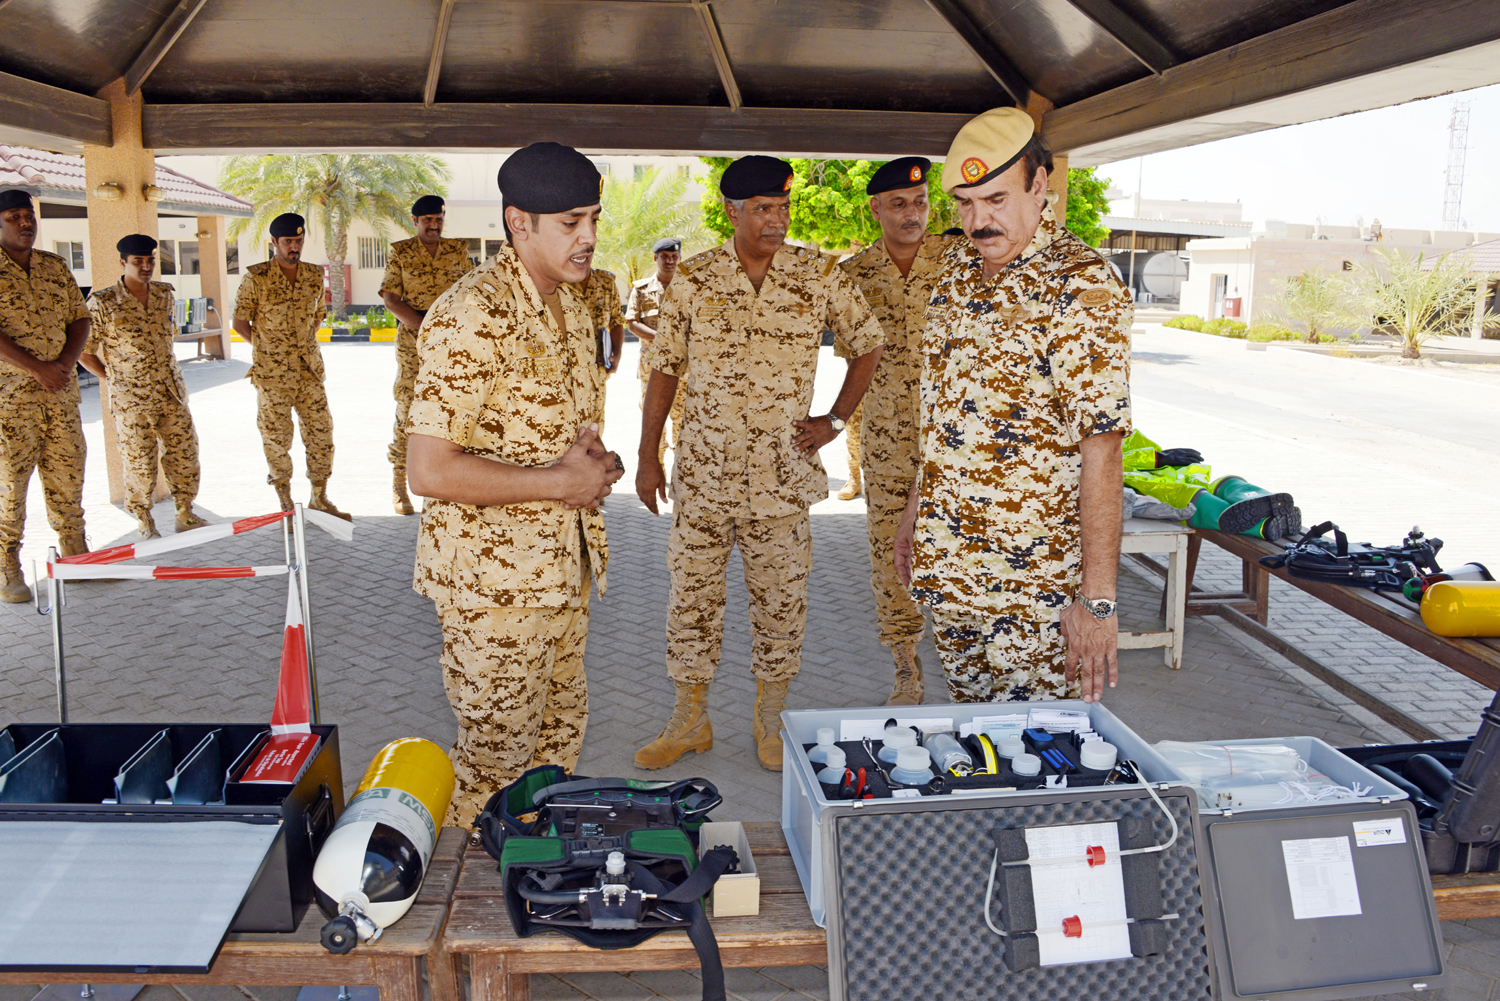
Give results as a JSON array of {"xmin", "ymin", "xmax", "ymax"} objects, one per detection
[
  {"xmin": 475, "ymin": 766, "xmax": 734, "ymax": 1001},
  {"xmin": 1260, "ymin": 522, "xmax": 1442, "ymax": 592}
]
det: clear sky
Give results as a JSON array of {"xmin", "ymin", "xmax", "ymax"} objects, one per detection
[{"xmin": 1097, "ymin": 82, "xmax": 1500, "ymax": 234}]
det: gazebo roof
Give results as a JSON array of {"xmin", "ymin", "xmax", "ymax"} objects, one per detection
[{"xmin": 1, "ymin": 0, "xmax": 1497, "ymax": 163}]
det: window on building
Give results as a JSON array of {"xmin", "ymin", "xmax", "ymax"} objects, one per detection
[
  {"xmin": 53, "ymin": 241, "xmax": 84, "ymax": 270},
  {"xmin": 158, "ymin": 239, "xmax": 177, "ymax": 276},
  {"xmin": 677, "ymin": 164, "xmax": 691, "ymax": 180},
  {"xmin": 461, "ymin": 237, "xmax": 482, "ymax": 266},
  {"xmin": 634, "ymin": 165, "xmax": 648, "ymax": 182},
  {"xmin": 485, "ymin": 239, "xmax": 504, "ymax": 259},
  {"xmin": 226, "ymin": 244, "xmax": 239, "ymax": 274},
  {"xmin": 358, "ymin": 236, "xmax": 388, "ymax": 270},
  {"xmin": 592, "ymin": 161, "xmax": 611, "ymax": 176},
  {"xmin": 178, "ymin": 240, "xmax": 200, "ymax": 275}
]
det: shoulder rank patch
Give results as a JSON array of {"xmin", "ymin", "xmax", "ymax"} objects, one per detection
[{"xmin": 1077, "ymin": 288, "xmax": 1112, "ymax": 307}]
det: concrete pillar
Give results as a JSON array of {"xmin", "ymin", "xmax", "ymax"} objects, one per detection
[
  {"xmin": 195, "ymin": 214, "xmax": 231, "ymax": 359},
  {"xmin": 1474, "ymin": 280, "xmax": 1494, "ymax": 340},
  {"xmin": 83, "ymin": 78, "xmax": 166, "ymax": 507}
]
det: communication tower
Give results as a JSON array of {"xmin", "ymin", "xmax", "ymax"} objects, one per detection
[{"xmin": 1443, "ymin": 100, "xmax": 1470, "ymax": 231}]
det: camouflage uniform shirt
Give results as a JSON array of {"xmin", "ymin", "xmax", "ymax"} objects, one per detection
[
  {"xmin": 233, "ymin": 260, "xmax": 328, "ymax": 386},
  {"xmin": 838, "ymin": 232, "xmax": 954, "ymax": 481},
  {"xmin": 575, "ymin": 269, "xmax": 623, "ymax": 367},
  {"xmin": 409, "ymin": 242, "xmax": 608, "ymax": 610},
  {"xmin": 0, "ymin": 248, "xmax": 87, "ymax": 400},
  {"xmin": 625, "ymin": 273, "xmax": 668, "ymax": 389},
  {"xmin": 646, "ymin": 241, "xmax": 883, "ymax": 519},
  {"xmin": 379, "ymin": 236, "xmax": 471, "ymax": 328},
  {"xmin": 912, "ymin": 202, "xmax": 1133, "ymax": 619},
  {"xmin": 85, "ymin": 279, "xmax": 187, "ymax": 408}
]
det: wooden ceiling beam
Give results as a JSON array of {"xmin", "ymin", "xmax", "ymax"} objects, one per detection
[
  {"xmin": 123, "ymin": 0, "xmax": 211, "ymax": 95},
  {"xmin": 691, "ymin": 0, "xmax": 742, "ymax": 110},
  {"xmin": 423, "ymin": 0, "xmax": 458, "ymax": 106},
  {"xmin": 1045, "ymin": 0, "xmax": 1500, "ymax": 158},
  {"xmin": 1063, "ymin": 0, "xmax": 1178, "ymax": 74},
  {"xmin": 142, "ymin": 102, "xmax": 972, "ymax": 157},
  {"xmin": 0, "ymin": 70, "xmax": 111, "ymax": 148},
  {"xmin": 921, "ymin": 0, "xmax": 1029, "ymax": 106}
]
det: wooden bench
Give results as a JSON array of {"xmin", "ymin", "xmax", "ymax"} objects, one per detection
[
  {"xmin": 1119, "ymin": 518, "xmax": 1192, "ymax": 670},
  {"xmin": 443, "ymin": 821, "xmax": 826, "ymax": 1001},
  {"xmin": 0, "ymin": 827, "xmax": 467, "ymax": 1001}
]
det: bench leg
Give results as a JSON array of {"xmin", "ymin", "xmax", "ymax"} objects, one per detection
[
  {"xmin": 1243, "ymin": 558, "xmax": 1270, "ymax": 625},
  {"xmin": 427, "ymin": 940, "xmax": 463, "ymax": 1001},
  {"xmin": 470, "ymin": 955, "xmax": 529, "ymax": 1001},
  {"xmin": 373, "ymin": 955, "xmax": 424, "ymax": 1001},
  {"xmin": 1166, "ymin": 537, "xmax": 1187, "ymax": 670}
]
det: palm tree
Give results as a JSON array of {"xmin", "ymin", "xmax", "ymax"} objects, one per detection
[
  {"xmin": 1348, "ymin": 247, "xmax": 1486, "ymax": 359},
  {"xmin": 594, "ymin": 167, "xmax": 713, "ymax": 289},
  {"xmin": 219, "ymin": 154, "xmax": 451, "ymax": 317},
  {"xmin": 1268, "ymin": 269, "xmax": 1358, "ymax": 343}
]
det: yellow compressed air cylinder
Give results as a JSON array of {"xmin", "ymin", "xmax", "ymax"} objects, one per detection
[
  {"xmin": 1420, "ymin": 581, "xmax": 1500, "ymax": 637},
  {"xmin": 313, "ymin": 738, "xmax": 455, "ymax": 952}
]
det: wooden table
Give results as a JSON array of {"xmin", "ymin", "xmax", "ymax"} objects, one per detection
[
  {"xmin": 1433, "ymin": 872, "xmax": 1500, "ymax": 921},
  {"xmin": 443, "ymin": 821, "xmax": 826, "ymax": 1001},
  {"xmin": 1143, "ymin": 527, "xmax": 1500, "ymax": 740},
  {"xmin": 1119, "ymin": 518, "xmax": 1192, "ymax": 670},
  {"xmin": 0, "ymin": 827, "xmax": 467, "ymax": 1001}
]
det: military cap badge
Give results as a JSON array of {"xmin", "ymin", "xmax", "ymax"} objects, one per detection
[{"xmin": 961, "ymin": 158, "xmax": 988, "ymax": 184}]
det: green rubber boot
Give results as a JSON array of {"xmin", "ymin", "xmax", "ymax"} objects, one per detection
[
  {"xmin": 1212, "ymin": 476, "xmax": 1295, "ymax": 539},
  {"xmin": 1188, "ymin": 488, "xmax": 1279, "ymax": 540}
]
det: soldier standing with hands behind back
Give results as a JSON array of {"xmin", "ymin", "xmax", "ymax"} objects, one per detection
[
  {"xmin": 233, "ymin": 213, "xmax": 350, "ymax": 520},
  {"xmin": 839, "ymin": 158, "xmax": 954, "ymax": 705},
  {"xmin": 634, "ymin": 156, "xmax": 884, "ymax": 772},
  {"xmin": 0, "ymin": 188, "xmax": 90, "ymax": 602},
  {"xmin": 626, "ymin": 237, "xmax": 685, "ymax": 465},
  {"xmin": 406, "ymin": 142, "xmax": 622, "ymax": 828},
  {"xmin": 80, "ymin": 234, "xmax": 209, "ymax": 540},
  {"xmin": 379, "ymin": 195, "xmax": 471, "ymax": 515}
]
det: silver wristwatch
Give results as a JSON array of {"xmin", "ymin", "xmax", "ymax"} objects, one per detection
[
  {"xmin": 1080, "ymin": 596, "xmax": 1117, "ymax": 620},
  {"xmin": 827, "ymin": 414, "xmax": 847, "ymax": 433}
]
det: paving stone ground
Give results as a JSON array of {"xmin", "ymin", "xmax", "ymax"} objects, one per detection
[{"xmin": 2, "ymin": 338, "xmax": 1496, "ymax": 1001}]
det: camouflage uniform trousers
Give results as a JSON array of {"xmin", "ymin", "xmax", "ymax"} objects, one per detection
[
  {"xmin": 388, "ymin": 323, "xmax": 418, "ymax": 469},
  {"xmin": 439, "ymin": 601, "xmax": 590, "ymax": 829},
  {"xmin": 0, "ymin": 388, "xmax": 85, "ymax": 550},
  {"xmin": 864, "ymin": 473, "xmax": 926, "ymax": 649},
  {"xmin": 256, "ymin": 372, "xmax": 334, "ymax": 486},
  {"xmin": 115, "ymin": 396, "xmax": 200, "ymax": 521},
  {"xmin": 930, "ymin": 608, "xmax": 1073, "ymax": 703},
  {"xmin": 666, "ymin": 503, "xmax": 812, "ymax": 684}
]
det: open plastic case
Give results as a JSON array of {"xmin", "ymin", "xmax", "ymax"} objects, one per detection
[{"xmin": 0, "ymin": 507, "xmax": 351, "ymax": 974}]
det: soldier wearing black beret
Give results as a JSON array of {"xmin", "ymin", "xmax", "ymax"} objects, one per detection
[
  {"xmin": 379, "ymin": 192, "xmax": 469, "ymax": 514},
  {"xmin": 233, "ymin": 210, "xmax": 351, "ymax": 520},
  {"xmin": 115, "ymin": 233, "xmax": 158, "ymax": 257},
  {"xmin": 633, "ymin": 154, "xmax": 885, "ymax": 773},
  {"xmin": 405, "ymin": 140, "xmax": 621, "ymax": 827}
]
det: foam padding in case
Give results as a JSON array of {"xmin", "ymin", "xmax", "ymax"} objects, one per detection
[{"xmin": 830, "ymin": 790, "xmax": 1209, "ymax": 1001}]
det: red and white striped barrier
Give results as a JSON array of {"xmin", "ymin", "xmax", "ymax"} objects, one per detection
[
  {"xmin": 271, "ymin": 574, "xmax": 312, "ymax": 735},
  {"xmin": 51, "ymin": 563, "xmax": 290, "ymax": 581}
]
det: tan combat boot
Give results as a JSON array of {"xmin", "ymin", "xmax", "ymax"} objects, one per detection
[
  {"xmin": 887, "ymin": 643, "xmax": 924, "ymax": 706},
  {"xmin": 175, "ymin": 504, "xmax": 208, "ymax": 533},
  {"xmin": 635, "ymin": 682, "xmax": 713, "ymax": 769},
  {"xmin": 2, "ymin": 546, "xmax": 30, "ymax": 603},
  {"xmin": 835, "ymin": 468, "xmax": 862, "ymax": 501},
  {"xmin": 752, "ymin": 678, "xmax": 790, "ymax": 771},
  {"xmin": 136, "ymin": 513, "xmax": 161, "ymax": 540},
  {"xmin": 308, "ymin": 481, "xmax": 352, "ymax": 522},
  {"xmin": 58, "ymin": 531, "xmax": 88, "ymax": 558},
  {"xmin": 273, "ymin": 481, "xmax": 294, "ymax": 512},
  {"xmin": 393, "ymin": 466, "xmax": 415, "ymax": 516}
]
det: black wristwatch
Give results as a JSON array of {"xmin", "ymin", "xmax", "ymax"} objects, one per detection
[{"xmin": 1080, "ymin": 596, "xmax": 1118, "ymax": 620}]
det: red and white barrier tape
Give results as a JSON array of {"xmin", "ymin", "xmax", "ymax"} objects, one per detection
[{"xmin": 47, "ymin": 508, "xmax": 353, "ymax": 578}]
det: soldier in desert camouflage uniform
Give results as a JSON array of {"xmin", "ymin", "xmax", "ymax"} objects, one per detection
[
  {"xmin": 838, "ymin": 158, "xmax": 954, "ymax": 705},
  {"xmin": 635, "ymin": 156, "xmax": 884, "ymax": 772},
  {"xmin": 574, "ymin": 267, "xmax": 624, "ymax": 376},
  {"xmin": 895, "ymin": 109, "xmax": 1132, "ymax": 706},
  {"xmin": 380, "ymin": 195, "xmax": 472, "ymax": 515},
  {"xmin": 0, "ymin": 189, "xmax": 91, "ymax": 603},
  {"xmin": 626, "ymin": 237, "xmax": 687, "ymax": 465},
  {"xmin": 80, "ymin": 234, "xmax": 208, "ymax": 541},
  {"xmin": 406, "ymin": 143, "xmax": 622, "ymax": 828},
  {"xmin": 232, "ymin": 213, "xmax": 350, "ymax": 520}
]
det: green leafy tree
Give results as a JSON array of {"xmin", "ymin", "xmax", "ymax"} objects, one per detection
[
  {"xmin": 1268, "ymin": 269, "xmax": 1358, "ymax": 343},
  {"xmin": 220, "ymin": 153, "xmax": 451, "ymax": 317},
  {"xmin": 594, "ymin": 167, "xmax": 713, "ymax": 288},
  {"xmin": 1065, "ymin": 167, "xmax": 1111, "ymax": 248},
  {"xmin": 699, "ymin": 157, "xmax": 957, "ymax": 250},
  {"xmin": 1348, "ymin": 247, "xmax": 1489, "ymax": 359}
]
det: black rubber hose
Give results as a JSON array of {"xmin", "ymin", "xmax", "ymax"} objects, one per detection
[
  {"xmin": 1368, "ymin": 764, "xmax": 1440, "ymax": 815},
  {"xmin": 1406, "ymin": 753, "xmax": 1456, "ymax": 803}
]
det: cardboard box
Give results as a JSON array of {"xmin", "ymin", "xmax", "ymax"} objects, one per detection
[{"xmin": 699, "ymin": 820, "xmax": 759, "ymax": 917}]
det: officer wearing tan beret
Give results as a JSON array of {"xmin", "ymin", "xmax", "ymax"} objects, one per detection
[{"xmin": 894, "ymin": 109, "xmax": 1133, "ymax": 706}]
